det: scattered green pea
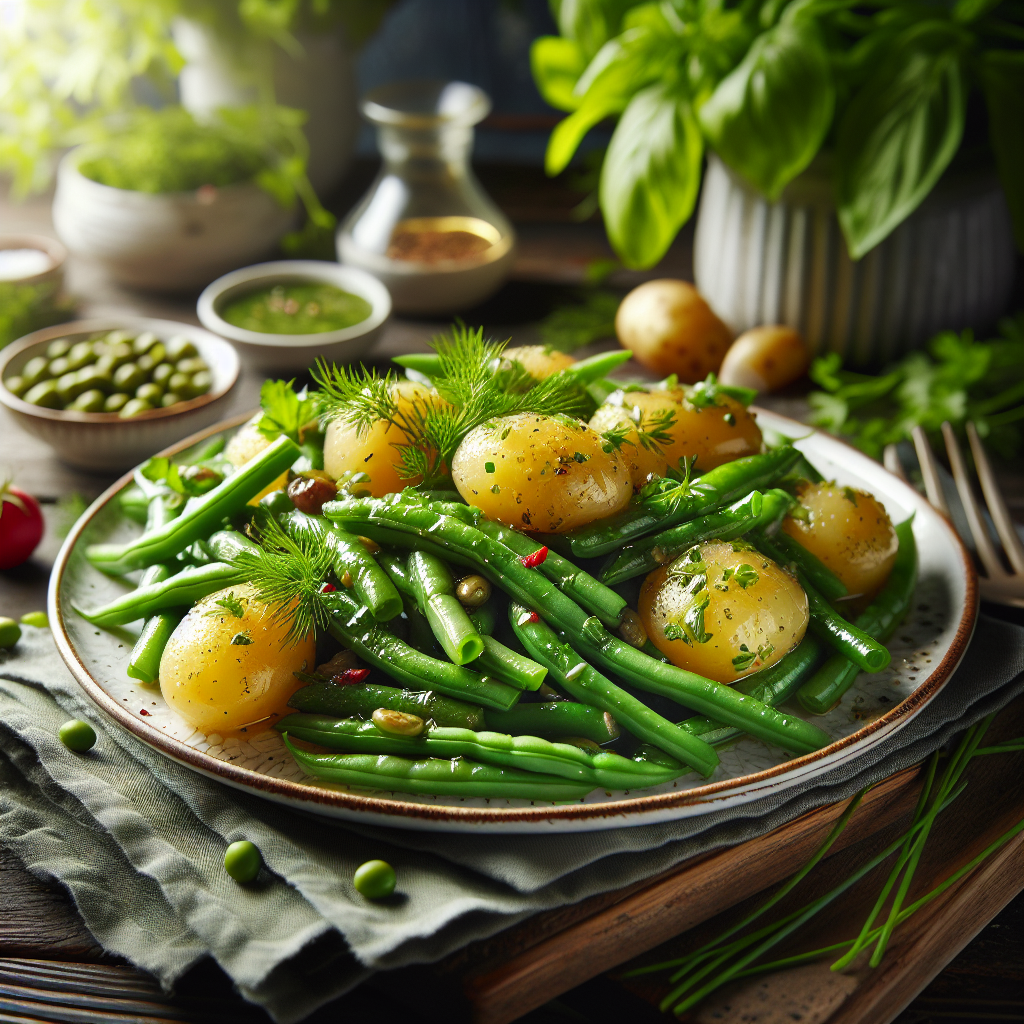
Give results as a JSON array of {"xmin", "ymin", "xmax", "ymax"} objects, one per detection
[
  {"xmin": 119, "ymin": 397, "xmax": 153, "ymax": 418},
  {"xmin": 0, "ymin": 617, "xmax": 21, "ymax": 648},
  {"xmin": 46, "ymin": 338, "xmax": 71, "ymax": 359},
  {"xmin": 224, "ymin": 840, "xmax": 261, "ymax": 882},
  {"xmin": 104, "ymin": 392, "xmax": 130, "ymax": 413},
  {"xmin": 59, "ymin": 719, "xmax": 96, "ymax": 752},
  {"xmin": 353, "ymin": 859, "xmax": 396, "ymax": 899},
  {"xmin": 20, "ymin": 611, "xmax": 49, "ymax": 628}
]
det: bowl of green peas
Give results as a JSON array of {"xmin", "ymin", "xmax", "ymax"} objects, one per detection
[{"xmin": 0, "ymin": 317, "xmax": 239, "ymax": 471}]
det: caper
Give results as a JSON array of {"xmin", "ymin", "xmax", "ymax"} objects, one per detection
[
  {"xmin": 160, "ymin": 392, "xmax": 182, "ymax": 408},
  {"xmin": 24, "ymin": 379, "xmax": 61, "ymax": 408},
  {"xmin": 176, "ymin": 356, "xmax": 207, "ymax": 375},
  {"xmin": 113, "ymin": 362, "xmax": 146, "ymax": 392},
  {"xmin": 136, "ymin": 353, "xmax": 155, "ymax": 374},
  {"xmin": 166, "ymin": 335, "xmax": 197, "ymax": 361},
  {"xmin": 5, "ymin": 375, "xmax": 27, "ymax": 397},
  {"xmin": 119, "ymin": 397, "xmax": 153, "ymax": 418},
  {"xmin": 22, "ymin": 356, "xmax": 50, "ymax": 387},
  {"xmin": 455, "ymin": 574, "xmax": 491, "ymax": 608},
  {"xmin": 371, "ymin": 707, "xmax": 425, "ymax": 737},
  {"xmin": 152, "ymin": 362, "xmax": 174, "ymax": 386},
  {"xmin": 66, "ymin": 341, "xmax": 94, "ymax": 370},
  {"xmin": 132, "ymin": 331, "xmax": 159, "ymax": 355},
  {"xmin": 46, "ymin": 338, "xmax": 71, "ymax": 359},
  {"xmin": 67, "ymin": 389, "xmax": 106, "ymax": 413},
  {"xmin": 104, "ymin": 392, "xmax": 130, "ymax": 413},
  {"xmin": 617, "ymin": 608, "xmax": 648, "ymax": 649},
  {"xmin": 135, "ymin": 382, "xmax": 163, "ymax": 404},
  {"xmin": 167, "ymin": 372, "xmax": 191, "ymax": 396},
  {"xmin": 190, "ymin": 369, "xmax": 212, "ymax": 396},
  {"xmin": 48, "ymin": 356, "xmax": 70, "ymax": 378},
  {"xmin": 76, "ymin": 364, "xmax": 113, "ymax": 393}
]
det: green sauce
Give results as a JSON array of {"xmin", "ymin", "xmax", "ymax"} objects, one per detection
[{"xmin": 221, "ymin": 283, "xmax": 372, "ymax": 335}]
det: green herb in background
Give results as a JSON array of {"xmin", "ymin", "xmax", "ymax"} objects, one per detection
[
  {"xmin": 54, "ymin": 492, "xmax": 88, "ymax": 539},
  {"xmin": 807, "ymin": 314, "xmax": 1024, "ymax": 460},
  {"xmin": 0, "ymin": 281, "xmax": 74, "ymax": 350},
  {"xmin": 539, "ymin": 289, "xmax": 620, "ymax": 352}
]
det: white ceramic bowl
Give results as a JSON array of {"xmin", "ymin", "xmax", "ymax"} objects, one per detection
[
  {"xmin": 0, "ymin": 318, "xmax": 239, "ymax": 472},
  {"xmin": 52, "ymin": 147, "xmax": 295, "ymax": 292},
  {"xmin": 0, "ymin": 233, "xmax": 67, "ymax": 289},
  {"xmin": 196, "ymin": 260, "xmax": 391, "ymax": 373}
]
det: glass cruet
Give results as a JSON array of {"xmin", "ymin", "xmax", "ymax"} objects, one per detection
[{"xmin": 336, "ymin": 80, "xmax": 516, "ymax": 316}]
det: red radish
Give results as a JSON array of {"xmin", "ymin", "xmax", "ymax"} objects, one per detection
[{"xmin": 0, "ymin": 479, "xmax": 43, "ymax": 570}]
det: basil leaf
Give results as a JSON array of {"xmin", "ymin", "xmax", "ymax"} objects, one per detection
[
  {"xmin": 530, "ymin": 36, "xmax": 587, "ymax": 112},
  {"xmin": 979, "ymin": 50, "xmax": 1024, "ymax": 251},
  {"xmin": 836, "ymin": 23, "xmax": 966, "ymax": 259},
  {"xmin": 554, "ymin": 0, "xmax": 643, "ymax": 62},
  {"xmin": 698, "ymin": 19, "xmax": 834, "ymax": 199},
  {"xmin": 599, "ymin": 81, "xmax": 703, "ymax": 269}
]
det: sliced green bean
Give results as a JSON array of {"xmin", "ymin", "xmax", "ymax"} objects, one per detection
[
  {"xmin": 119, "ymin": 484, "xmax": 150, "ymax": 525},
  {"xmin": 475, "ymin": 636, "xmax": 547, "ymax": 691},
  {"xmin": 767, "ymin": 529, "xmax": 848, "ymax": 602},
  {"xmin": 125, "ymin": 564, "xmax": 177, "ymax": 684},
  {"xmin": 402, "ymin": 595, "xmax": 439, "ymax": 654},
  {"xmin": 288, "ymin": 680, "xmax": 485, "ymax": 730},
  {"xmin": 284, "ymin": 739, "xmax": 594, "ymax": 801},
  {"xmin": 408, "ymin": 551, "xmax": 484, "ymax": 664},
  {"xmin": 562, "ymin": 349, "xmax": 632, "ymax": 384},
  {"xmin": 144, "ymin": 493, "xmax": 184, "ymax": 535},
  {"xmin": 566, "ymin": 447, "xmax": 801, "ymax": 558},
  {"xmin": 484, "ymin": 701, "xmax": 619, "ymax": 745},
  {"xmin": 797, "ymin": 519, "xmax": 917, "ymax": 715},
  {"xmin": 278, "ymin": 714, "xmax": 683, "ymax": 790},
  {"xmin": 87, "ymin": 436, "xmax": 300, "ymax": 575}
]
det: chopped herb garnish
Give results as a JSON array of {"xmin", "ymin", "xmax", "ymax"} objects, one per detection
[
  {"xmin": 721, "ymin": 563, "xmax": 759, "ymax": 589},
  {"xmin": 484, "ymin": 461, "xmax": 495, "ymax": 474},
  {"xmin": 206, "ymin": 592, "xmax": 245, "ymax": 619},
  {"xmin": 230, "ymin": 631, "xmax": 253, "ymax": 645},
  {"xmin": 732, "ymin": 641, "xmax": 775, "ymax": 672}
]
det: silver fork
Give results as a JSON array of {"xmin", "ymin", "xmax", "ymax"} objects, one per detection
[{"xmin": 885, "ymin": 422, "xmax": 1024, "ymax": 607}]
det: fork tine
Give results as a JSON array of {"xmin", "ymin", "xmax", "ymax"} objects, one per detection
[
  {"xmin": 966, "ymin": 421, "xmax": 1024, "ymax": 575},
  {"xmin": 883, "ymin": 444, "xmax": 908, "ymax": 482},
  {"xmin": 911, "ymin": 426, "xmax": 950, "ymax": 517},
  {"xmin": 941, "ymin": 421, "xmax": 1007, "ymax": 579}
]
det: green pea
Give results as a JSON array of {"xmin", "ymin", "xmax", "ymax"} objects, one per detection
[
  {"xmin": 132, "ymin": 331, "xmax": 159, "ymax": 355},
  {"xmin": 113, "ymin": 362, "xmax": 146, "ymax": 392},
  {"xmin": 76, "ymin": 364, "xmax": 113, "ymax": 393},
  {"xmin": 190, "ymin": 370, "xmax": 213, "ymax": 396},
  {"xmin": 104, "ymin": 329, "xmax": 134, "ymax": 346},
  {"xmin": 166, "ymin": 335, "xmax": 197, "ymax": 361},
  {"xmin": 104, "ymin": 392, "xmax": 130, "ymax": 413},
  {"xmin": 22, "ymin": 356, "xmax": 50, "ymax": 386},
  {"xmin": 0, "ymin": 617, "xmax": 21, "ymax": 648},
  {"xmin": 59, "ymin": 720, "xmax": 97, "ymax": 752},
  {"xmin": 46, "ymin": 338, "xmax": 71, "ymax": 359},
  {"xmin": 161, "ymin": 392, "xmax": 182, "ymax": 408},
  {"xmin": 168, "ymin": 372, "xmax": 191, "ymax": 396},
  {"xmin": 353, "ymin": 860, "xmax": 396, "ymax": 899},
  {"xmin": 119, "ymin": 397, "xmax": 153, "ymax": 418},
  {"xmin": 152, "ymin": 362, "xmax": 174, "ymax": 386},
  {"xmin": 223, "ymin": 840, "xmax": 261, "ymax": 882},
  {"xmin": 147, "ymin": 341, "xmax": 166, "ymax": 365},
  {"xmin": 48, "ymin": 356, "xmax": 71, "ymax": 378},
  {"xmin": 107, "ymin": 343, "xmax": 135, "ymax": 369},
  {"xmin": 67, "ymin": 389, "xmax": 106, "ymax": 413},
  {"xmin": 135, "ymin": 382, "xmax": 163, "ymax": 404},
  {"xmin": 56, "ymin": 371, "xmax": 85, "ymax": 404},
  {"xmin": 5, "ymin": 375, "xmax": 27, "ymax": 397},
  {"xmin": 24, "ymin": 380, "xmax": 61, "ymax": 408},
  {"xmin": 67, "ymin": 341, "xmax": 94, "ymax": 371},
  {"xmin": 20, "ymin": 611, "xmax": 48, "ymax": 628},
  {"xmin": 176, "ymin": 357, "xmax": 207, "ymax": 376},
  {"xmin": 136, "ymin": 353, "xmax": 156, "ymax": 374}
]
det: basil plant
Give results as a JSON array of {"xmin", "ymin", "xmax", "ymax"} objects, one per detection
[{"xmin": 533, "ymin": 0, "xmax": 1023, "ymax": 268}]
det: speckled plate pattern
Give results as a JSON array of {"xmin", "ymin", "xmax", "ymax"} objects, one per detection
[{"xmin": 49, "ymin": 409, "xmax": 978, "ymax": 833}]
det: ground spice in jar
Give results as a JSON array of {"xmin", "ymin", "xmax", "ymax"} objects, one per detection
[{"xmin": 386, "ymin": 227, "xmax": 493, "ymax": 263}]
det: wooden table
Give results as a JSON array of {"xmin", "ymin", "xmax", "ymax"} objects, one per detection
[{"xmin": 1, "ymin": 180, "xmax": 1021, "ymax": 1024}]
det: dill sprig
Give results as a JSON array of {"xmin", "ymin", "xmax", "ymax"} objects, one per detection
[
  {"xmin": 229, "ymin": 516, "xmax": 333, "ymax": 646},
  {"xmin": 313, "ymin": 324, "xmax": 592, "ymax": 489}
]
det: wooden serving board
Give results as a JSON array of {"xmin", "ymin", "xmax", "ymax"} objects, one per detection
[{"xmin": 1, "ymin": 695, "xmax": 1020, "ymax": 1024}]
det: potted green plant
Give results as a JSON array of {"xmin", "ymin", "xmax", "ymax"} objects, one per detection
[{"xmin": 532, "ymin": 0, "xmax": 1022, "ymax": 363}]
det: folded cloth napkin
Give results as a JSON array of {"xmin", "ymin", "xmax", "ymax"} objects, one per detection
[{"xmin": 1, "ymin": 615, "xmax": 1021, "ymax": 1023}]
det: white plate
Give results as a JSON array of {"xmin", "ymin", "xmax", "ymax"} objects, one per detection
[{"xmin": 50, "ymin": 409, "xmax": 978, "ymax": 833}]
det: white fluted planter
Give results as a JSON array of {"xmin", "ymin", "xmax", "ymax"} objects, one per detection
[{"xmin": 694, "ymin": 154, "xmax": 1015, "ymax": 367}]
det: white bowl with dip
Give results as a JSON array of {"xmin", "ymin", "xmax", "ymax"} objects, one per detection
[
  {"xmin": 197, "ymin": 260, "xmax": 391, "ymax": 373},
  {"xmin": 0, "ymin": 235, "xmax": 67, "ymax": 288}
]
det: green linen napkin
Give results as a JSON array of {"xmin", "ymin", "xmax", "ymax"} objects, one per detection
[{"xmin": 1, "ymin": 616, "xmax": 1021, "ymax": 1023}]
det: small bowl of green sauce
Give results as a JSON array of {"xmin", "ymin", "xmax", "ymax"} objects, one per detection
[{"xmin": 198, "ymin": 261, "xmax": 390, "ymax": 373}]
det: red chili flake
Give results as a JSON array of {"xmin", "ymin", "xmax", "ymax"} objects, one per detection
[
  {"xmin": 527, "ymin": 611, "xmax": 540, "ymax": 623},
  {"xmin": 332, "ymin": 668, "xmax": 371, "ymax": 685},
  {"xmin": 320, "ymin": 583, "xmax": 336, "ymax": 593},
  {"xmin": 520, "ymin": 547, "xmax": 549, "ymax": 569},
  {"xmin": 139, "ymin": 709, "xmax": 152, "ymax": 716}
]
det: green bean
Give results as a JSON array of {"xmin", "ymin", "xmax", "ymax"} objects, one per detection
[
  {"xmin": 566, "ymin": 446, "xmax": 802, "ymax": 558},
  {"xmin": 281, "ymin": 510, "xmax": 402, "ymax": 622},
  {"xmin": 125, "ymin": 564, "xmax": 177, "ymax": 684},
  {"xmin": 201, "ymin": 529, "xmax": 261, "ymax": 562},
  {"xmin": 144, "ymin": 492, "xmax": 184, "ymax": 535},
  {"xmin": 325, "ymin": 589, "xmax": 520, "ymax": 711},
  {"xmin": 755, "ymin": 535, "xmax": 891, "ymax": 673},
  {"xmin": 562, "ymin": 349, "xmax": 632, "ymax": 384},
  {"xmin": 278, "ymin": 714, "xmax": 684, "ymax": 790},
  {"xmin": 75, "ymin": 562, "xmax": 243, "ymax": 627},
  {"xmin": 402, "ymin": 595, "xmax": 439, "ymax": 654},
  {"xmin": 378, "ymin": 553, "xmax": 416, "ymax": 598},
  {"xmin": 289, "ymin": 680, "xmax": 486, "ymax": 729},
  {"xmin": 475, "ymin": 636, "xmax": 547, "ymax": 690},
  {"xmin": 797, "ymin": 519, "xmax": 917, "ymax": 714},
  {"xmin": 283, "ymin": 738, "xmax": 595, "ymax": 801},
  {"xmin": 468, "ymin": 603, "xmax": 496, "ymax": 635},
  {"xmin": 408, "ymin": 551, "xmax": 484, "ymax": 664},
  {"xmin": 599, "ymin": 489, "xmax": 772, "ymax": 586},
  {"xmin": 86, "ymin": 436, "xmax": 300, "ymax": 575},
  {"xmin": 483, "ymin": 701, "xmax": 620, "ymax": 745},
  {"xmin": 325, "ymin": 499, "xmax": 829, "ymax": 758},
  {"xmin": 119, "ymin": 485, "xmax": 150, "ymax": 525},
  {"xmin": 510, "ymin": 602, "xmax": 714, "ymax": 773},
  {"xmin": 391, "ymin": 353, "xmax": 443, "ymax": 377},
  {"xmin": 766, "ymin": 529, "xmax": 848, "ymax": 602}
]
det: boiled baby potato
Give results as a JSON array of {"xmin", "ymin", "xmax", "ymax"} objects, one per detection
[
  {"xmin": 718, "ymin": 326, "xmax": 809, "ymax": 393},
  {"xmin": 639, "ymin": 539, "xmax": 808, "ymax": 684},
  {"xmin": 225, "ymin": 415, "xmax": 287, "ymax": 503},
  {"xmin": 451, "ymin": 412, "xmax": 632, "ymax": 532},
  {"xmin": 782, "ymin": 482, "xmax": 898, "ymax": 602},
  {"xmin": 666, "ymin": 387, "xmax": 763, "ymax": 473},
  {"xmin": 160, "ymin": 583, "xmax": 314, "ymax": 733},
  {"xmin": 616, "ymin": 280, "xmax": 732, "ymax": 382},
  {"xmin": 500, "ymin": 345, "xmax": 576, "ymax": 380},
  {"xmin": 323, "ymin": 380, "xmax": 440, "ymax": 497},
  {"xmin": 589, "ymin": 390, "xmax": 686, "ymax": 488}
]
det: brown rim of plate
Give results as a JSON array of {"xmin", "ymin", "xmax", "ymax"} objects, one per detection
[
  {"xmin": 49, "ymin": 409, "xmax": 980, "ymax": 826},
  {"xmin": 0, "ymin": 321, "xmax": 237, "ymax": 425}
]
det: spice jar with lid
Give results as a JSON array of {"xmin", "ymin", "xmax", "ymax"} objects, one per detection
[{"xmin": 336, "ymin": 80, "xmax": 515, "ymax": 316}]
